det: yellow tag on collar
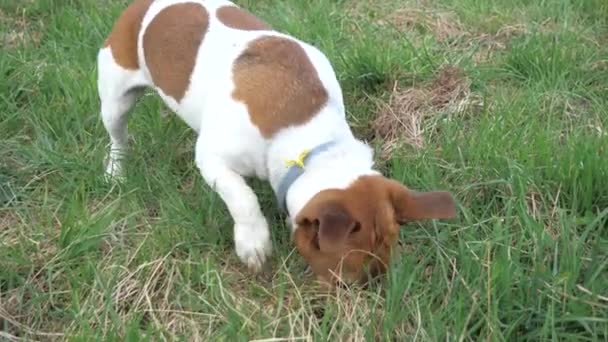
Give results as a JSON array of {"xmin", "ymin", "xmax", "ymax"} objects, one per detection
[{"xmin": 284, "ymin": 149, "xmax": 311, "ymax": 169}]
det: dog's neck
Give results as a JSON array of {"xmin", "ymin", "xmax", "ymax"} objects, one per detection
[
  {"xmin": 284, "ymin": 140, "xmax": 379, "ymax": 228},
  {"xmin": 266, "ymin": 105, "xmax": 380, "ymax": 229}
]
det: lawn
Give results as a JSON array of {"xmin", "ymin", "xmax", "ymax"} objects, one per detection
[{"xmin": 1, "ymin": 0, "xmax": 607, "ymax": 340}]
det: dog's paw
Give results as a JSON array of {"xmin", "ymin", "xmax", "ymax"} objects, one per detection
[
  {"xmin": 234, "ymin": 220, "xmax": 272, "ymax": 273},
  {"xmin": 104, "ymin": 154, "xmax": 125, "ymax": 182},
  {"xmin": 104, "ymin": 164, "xmax": 125, "ymax": 183}
]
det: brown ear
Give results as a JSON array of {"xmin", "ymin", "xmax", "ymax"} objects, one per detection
[
  {"xmin": 296, "ymin": 202, "xmax": 359, "ymax": 253},
  {"xmin": 386, "ymin": 180, "xmax": 457, "ymax": 223},
  {"xmin": 317, "ymin": 204, "xmax": 359, "ymax": 252}
]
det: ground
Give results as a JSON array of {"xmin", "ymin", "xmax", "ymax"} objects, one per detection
[{"xmin": 1, "ymin": 0, "xmax": 607, "ymax": 340}]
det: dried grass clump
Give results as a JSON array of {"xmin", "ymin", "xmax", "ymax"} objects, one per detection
[
  {"xmin": 372, "ymin": 66, "xmax": 476, "ymax": 159},
  {"xmin": 472, "ymin": 23, "xmax": 529, "ymax": 62},
  {"xmin": 0, "ymin": 9, "xmax": 42, "ymax": 49},
  {"xmin": 344, "ymin": 2, "xmax": 465, "ymax": 43},
  {"xmin": 386, "ymin": 8, "xmax": 466, "ymax": 42}
]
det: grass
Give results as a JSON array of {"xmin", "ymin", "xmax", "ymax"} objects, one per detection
[{"xmin": 1, "ymin": 0, "xmax": 607, "ymax": 340}]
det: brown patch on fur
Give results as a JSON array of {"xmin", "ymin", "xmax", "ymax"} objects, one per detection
[
  {"xmin": 294, "ymin": 175, "xmax": 456, "ymax": 286},
  {"xmin": 232, "ymin": 36, "xmax": 328, "ymax": 138},
  {"xmin": 372, "ymin": 65, "xmax": 479, "ymax": 159},
  {"xmin": 143, "ymin": 3, "xmax": 209, "ymax": 102},
  {"xmin": 104, "ymin": 0, "xmax": 153, "ymax": 69},
  {"xmin": 216, "ymin": 5, "xmax": 270, "ymax": 31}
]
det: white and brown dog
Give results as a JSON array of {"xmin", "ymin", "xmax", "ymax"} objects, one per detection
[{"xmin": 99, "ymin": 0, "xmax": 457, "ymax": 285}]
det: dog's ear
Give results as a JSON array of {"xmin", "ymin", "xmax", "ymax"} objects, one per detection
[
  {"xmin": 317, "ymin": 203, "xmax": 360, "ymax": 252},
  {"xmin": 384, "ymin": 180, "xmax": 456, "ymax": 223},
  {"xmin": 297, "ymin": 202, "xmax": 359, "ymax": 253}
]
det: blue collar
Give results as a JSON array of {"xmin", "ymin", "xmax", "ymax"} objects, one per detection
[{"xmin": 276, "ymin": 141, "xmax": 336, "ymax": 214}]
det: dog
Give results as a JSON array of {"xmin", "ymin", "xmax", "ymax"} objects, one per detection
[{"xmin": 98, "ymin": 0, "xmax": 457, "ymax": 285}]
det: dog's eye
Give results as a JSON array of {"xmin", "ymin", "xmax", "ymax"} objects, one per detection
[{"xmin": 350, "ymin": 222, "xmax": 361, "ymax": 235}]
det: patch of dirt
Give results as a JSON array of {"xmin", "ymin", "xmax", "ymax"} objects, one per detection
[
  {"xmin": 346, "ymin": 3, "xmax": 567, "ymax": 65},
  {"xmin": 0, "ymin": 210, "xmax": 20, "ymax": 229},
  {"xmin": 345, "ymin": 2, "xmax": 464, "ymax": 41},
  {"xmin": 0, "ymin": 211, "xmax": 25, "ymax": 249},
  {"xmin": 471, "ymin": 23, "xmax": 529, "ymax": 62},
  {"xmin": 372, "ymin": 65, "xmax": 479, "ymax": 159},
  {"xmin": 384, "ymin": 8, "xmax": 465, "ymax": 42},
  {"xmin": 0, "ymin": 9, "xmax": 42, "ymax": 49}
]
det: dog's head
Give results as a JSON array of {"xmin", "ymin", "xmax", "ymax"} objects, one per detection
[{"xmin": 293, "ymin": 175, "xmax": 456, "ymax": 285}]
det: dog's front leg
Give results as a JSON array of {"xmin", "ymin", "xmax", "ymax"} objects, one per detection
[{"xmin": 195, "ymin": 140, "xmax": 272, "ymax": 273}]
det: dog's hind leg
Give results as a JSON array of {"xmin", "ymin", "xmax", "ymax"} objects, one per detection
[{"xmin": 97, "ymin": 47, "xmax": 147, "ymax": 180}]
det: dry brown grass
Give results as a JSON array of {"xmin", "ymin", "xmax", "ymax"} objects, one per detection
[
  {"xmin": 0, "ymin": 211, "xmax": 22, "ymax": 241},
  {"xmin": 345, "ymin": 3, "xmax": 570, "ymax": 66},
  {"xmin": 385, "ymin": 7, "xmax": 465, "ymax": 42},
  {"xmin": 1, "ymin": 274, "xmax": 66, "ymax": 341},
  {"xmin": 471, "ymin": 23, "xmax": 529, "ymax": 62},
  {"xmin": 525, "ymin": 186, "xmax": 563, "ymax": 241},
  {"xmin": 372, "ymin": 65, "xmax": 479, "ymax": 159},
  {"xmin": 0, "ymin": 235, "xmax": 392, "ymax": 341},
  {"xmin": 0, "ymin": 8, "xmax": 42, "ymax": 50},
  {"xmin": 345, "ymin": 2, "xmax": 466, "ymax": 44}
]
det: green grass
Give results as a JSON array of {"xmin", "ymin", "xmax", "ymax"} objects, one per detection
[{"xmin": 1, "ymin": 0, "xmax": 607, "ymax": 340}]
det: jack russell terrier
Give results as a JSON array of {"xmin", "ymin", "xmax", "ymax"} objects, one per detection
[{"xmin": 98, "ymin": 0, "xmax": 457, "ymax": 285}]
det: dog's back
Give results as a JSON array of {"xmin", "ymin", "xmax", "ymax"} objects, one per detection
[{"xmin": 100, "ymin": 0, "xmax": 342, "ymax": 134}]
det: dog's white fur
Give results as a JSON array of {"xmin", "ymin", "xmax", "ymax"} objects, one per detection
[{"xmin": 98, "ymin": 0, "xmax": 379, "ymax": 272}]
